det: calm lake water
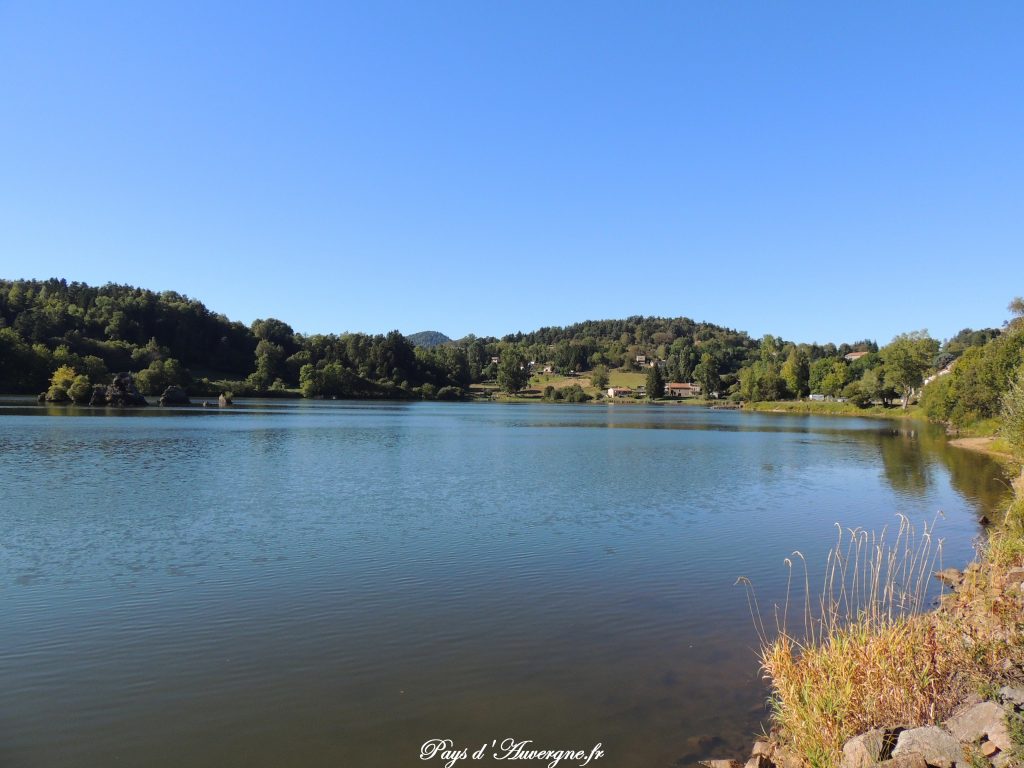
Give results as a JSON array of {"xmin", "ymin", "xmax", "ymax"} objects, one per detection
[{"xmin": 0, "ymin": 399, "xmax": 1009, "ymax": 768}]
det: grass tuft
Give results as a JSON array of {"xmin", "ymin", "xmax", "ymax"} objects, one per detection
[{"xmin": 741, "ymin": 513, "xmax": 1023, "ymax": 766}]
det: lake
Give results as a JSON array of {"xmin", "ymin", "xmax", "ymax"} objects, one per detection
[{"xmin": 0, "ymin": 399, "xmax": 1009, "ymax": 768}]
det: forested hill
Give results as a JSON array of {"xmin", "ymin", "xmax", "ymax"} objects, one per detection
[
  {"xmin": 406, "ymin": 331, "xmax": 452, "ymax": 348},
  {"xmin": 0, "ymin": 278, "xmax": 1007, "ymax": 405}
]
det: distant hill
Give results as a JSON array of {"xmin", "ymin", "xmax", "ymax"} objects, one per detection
[{"xmin": 406, "ymin": 330, "xmax": 452, "ymax": 348}]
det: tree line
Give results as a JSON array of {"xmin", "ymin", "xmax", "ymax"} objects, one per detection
[{"xmin": 0, "ymin": 279, "xmax": 1018, "ymax": 409}]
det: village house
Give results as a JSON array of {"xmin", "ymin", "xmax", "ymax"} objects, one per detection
[
  {"xmin": 608, "ymin": 387, "xmax": 633, "ymax": 398},
  {"xmin": 665, "ymin": 382, "xmax": 701, "ymax": 398},
  {"xmin": 843, "ymin": 351, "xmax": 870, "ymax": 362}
]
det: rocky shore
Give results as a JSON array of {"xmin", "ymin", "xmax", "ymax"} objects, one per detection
[
  {"xmin": 702, "ymin": 457, "xmax": 1024, "ymax": 768},
  {"xmin": 705, "ymin": 684, "xmax": 1024, "ymax": 768}
]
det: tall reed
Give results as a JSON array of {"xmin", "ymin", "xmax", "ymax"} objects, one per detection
[{"xmin": 738, "ymin": 515, "xmax": 957, "ymax": 767}]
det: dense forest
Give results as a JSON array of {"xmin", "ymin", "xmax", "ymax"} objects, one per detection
[{"xmin": 0, "ymin": 278, "xmax": 1017, "ymax": 409}]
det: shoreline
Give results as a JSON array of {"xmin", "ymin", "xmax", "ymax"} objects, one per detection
[{"xmin": 715, "ymin": 435, "xmax": 1024, "ymax": 768}]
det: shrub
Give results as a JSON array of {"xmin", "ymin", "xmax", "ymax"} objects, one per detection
[
  {"xmin": 67, "ymin": 374, "xmax": 92, "ymax": 404},
  {"xmin": 45, "ymin": 384, "xmax": 69, "ymax": 402},
  {"xmin": 1001, "ymin": 366, "xmax": 1024, "ymax": 456}
]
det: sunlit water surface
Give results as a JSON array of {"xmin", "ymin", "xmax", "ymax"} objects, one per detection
[{"xmin": 0, "ymin": 399, "xmax": 1009, "ymax": 767}]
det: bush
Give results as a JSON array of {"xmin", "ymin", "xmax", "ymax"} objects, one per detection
[
  {"xmin": 560, "ymin": 384, "xmax": 591, "ymax": 403},
  {"xmin": 50, "ymin": 364, "xmax": 77, "ymax": 391},
  {"xmin": 842, "ymin": 381, "xmax": 871, "ymax": 408},
  {"xmin": 435, "ymin": 386, "xmax": 464, "ymax": 401},
  {"xmin": 45, "ymin": 384, "xmax": 69, "ymax": 402},
  {"xmin": 1001, "ymin": 366, "xmax": 1024, "ymax": 455},
  {"xmin": 67, "ymin": 374, "xmax": 92, "ymax": 403}
]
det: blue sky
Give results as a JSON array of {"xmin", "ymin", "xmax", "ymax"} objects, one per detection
[{"xmin": 1, "ymin": 2, "xmax": 1021, "ymax": 345}]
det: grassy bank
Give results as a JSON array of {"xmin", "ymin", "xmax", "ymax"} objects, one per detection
[
  {"xmin": 743, "ymin": 400, "xmax": 920, "ymax": 419},
  {"xmin": 753, "ymin": 442, "xmax": 1024, "ymax": 767}
]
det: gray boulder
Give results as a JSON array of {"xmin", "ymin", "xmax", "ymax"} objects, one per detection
[
  {"xmin": 105, "ymin": 372, "xmax": 148, "ymax": 407},
  {"xmin": 88, "ymin": 385, "xmax": 108, "ymax": 406},
  {"xmin": 891, "ymin": 726, "xmax": 963, "ymax": 768},
  {"xmin": 944, "ymin": 701, "xmax": 1012, "ymax": 751},
  {"xmin": 841, "ymin": 729, "xmax": 888, "ymax": 768},
  {"xmin": 1000, "ymin": 686, "xmax": 1024, "ymax": 708},
  {"xmin": 873, "ymin": 755, "xmax": 927, "ymax": 768},
  {"xmin": 158, "ymin": 385, "xmax": 190, "ymax": 406}
]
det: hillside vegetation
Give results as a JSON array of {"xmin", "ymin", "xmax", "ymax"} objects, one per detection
[{"xmin": 0, "ymin": 278, "xmax": 1014, "ymax": 408}]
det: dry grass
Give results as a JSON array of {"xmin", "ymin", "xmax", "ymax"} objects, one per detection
[{"xmin": 740, "ymin": 515, "xmax": 1023, "ymax": 768}]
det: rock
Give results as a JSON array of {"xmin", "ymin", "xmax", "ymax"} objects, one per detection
[
  {"xmin": 999, "ymin": 686, "xmax": 1024, "ymax": 707},
  {"xmin": 743, "ymin": 757, "xmax": 770, "ymax": 768},
  {"xmin": 158, "ymin": 385, "xmax": 190, "ymax": 406},
  {"xmin": 699, "ymin": 761, "xmax": 741, "ymax": 768},
  {"xmin": 979, "ymin": 515, "xmax": 991, "ymax": 526},
  {"xmin": 769, "ymin": 747, "xmax": 803, "ymax": 768},
  {"xmin": 89, "ymin": 385, "xmax": 108, "ymax": 406},
  {"xmin": 218, "ymin": 393, "xmax": 233, "ymax": 407},
  {"xmin": 934, "ymin": 568, "xmax": 963, "ymax": 588},
  {"xmin": 891, "ymin": 726, "xmax": 963, "ymax": 768},
  {"xmin": 751, "ymin": 742, "xmax": 771, "ymax": 758},
  {"xmin": 1005, "ymin": 568, "xmax": 1024, "ymax": 589},
  {"xmin": 981, "ymin": 740, "xmax": 999, "ymax": 757},
  {"xmin": 105, "ymin": 372, "xmax": 148, "ymax": 407},
  {"xmin": 873, "ymin": 755, "xmax": 927, "ymax": 768},
  {"xmin": 841, "ymin": 729, "xmax": 887, "ymax": 768},
  {"xmin": 944, "ymin": 701, "xmax": 1012, "ymax": 750}
]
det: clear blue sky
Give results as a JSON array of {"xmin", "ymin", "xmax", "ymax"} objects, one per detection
[{"xmin": 1, "ymin": 2, "xmax": 1021, "ymax": 345}]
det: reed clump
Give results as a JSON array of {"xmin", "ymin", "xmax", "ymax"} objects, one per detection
[{"xmin": 742, "ymin": 514, "xmax": 1021, "ymax": 768}]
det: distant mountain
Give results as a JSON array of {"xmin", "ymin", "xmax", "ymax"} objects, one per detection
[{"xmin": 406, "ymin": 330, "xmax": 452, "ymax": 348}]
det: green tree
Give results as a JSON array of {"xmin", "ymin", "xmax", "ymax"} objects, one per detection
[
  {"xmin": 693, "ymin": 353, "xmax": 720, "ymax": 397},
  {"xmin": 590, "ymin": 364, "xmax": 610, "ymax": 391},
  {"xmin": 46, "ymin": 364, "xmax": 78, "ymax": 402},
  {"xmin": 859, "ymin": 366, "xmax": 897, "ymax": 406},
  {"xmin": 780, "ymin": 348, "xmax": 810, "ymax": 398},
  {"xmin": 881, "ymin": 331, "xmax": 940, "ymax": 409},
  {"xmin": 497, "ymin": 349, "xmax": 529, "ymax": 394},
  {"xmin": 50, "ymin": 364, "xmax": 77, "ymax": 390},
  {"xmin": 738, "ymin": 361, "xmax": 783, "ymax": 401},
  {"xmin": 646, "ymin": 364, "xmax": 665, "ymax": 399},
  {"xmin": 819, "ymin": 361, "xmax": 850, "ymax": 397}
]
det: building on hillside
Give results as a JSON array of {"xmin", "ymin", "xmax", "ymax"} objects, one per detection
[
  {"xmin": 665, "ymin": 382, "xmax": 701, "ymax": 398},
  {"xmin": 843, "ymin": 351, "xmax": 870, "ymax": 362},
  {"xmin": 608, "ymin": 387, "xmax": 633, "ymax": 398}
]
